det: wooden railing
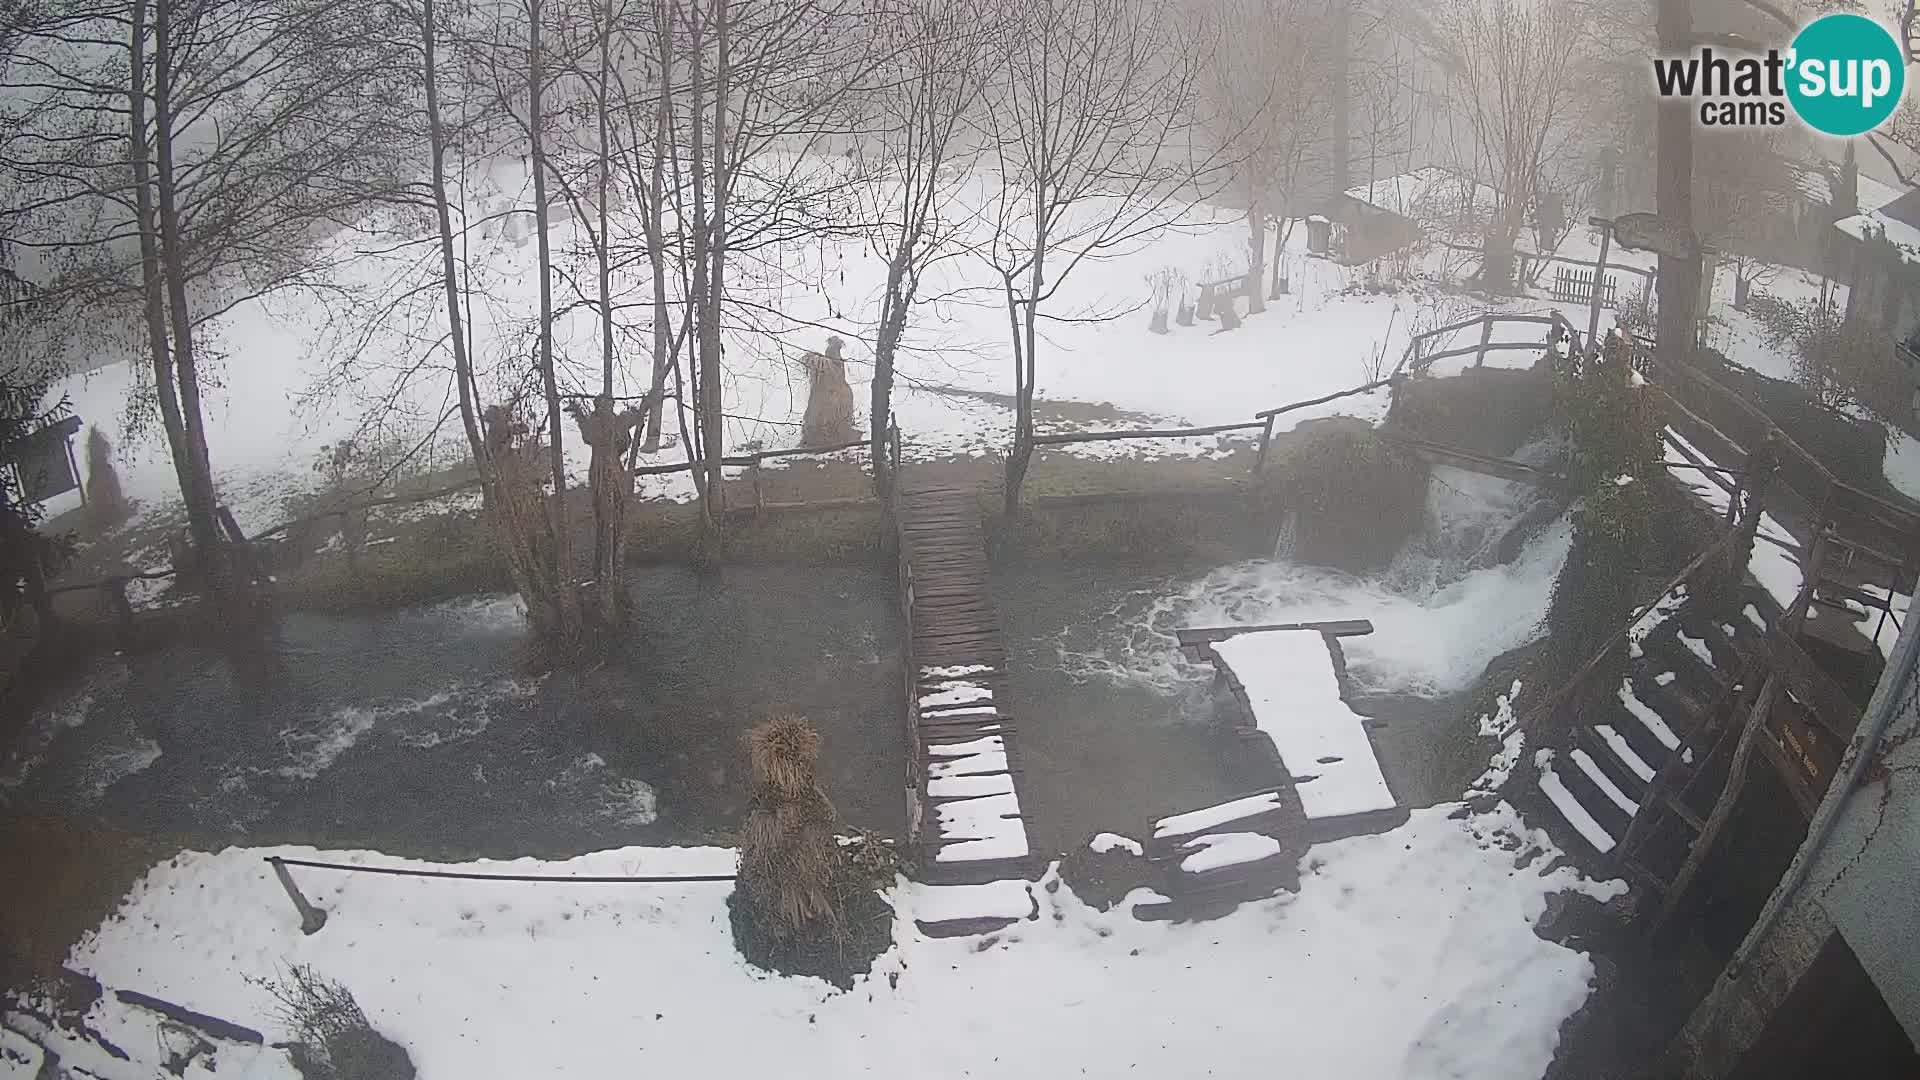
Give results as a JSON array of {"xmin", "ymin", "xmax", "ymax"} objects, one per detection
[{"xmin": 1399, "ymin": 310, "xmax": 1580, "ymax": 376}]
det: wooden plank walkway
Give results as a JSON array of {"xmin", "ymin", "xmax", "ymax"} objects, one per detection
[{"xmin": 895, "ymin": 484, "xmax": 1037, "ymax": 934}]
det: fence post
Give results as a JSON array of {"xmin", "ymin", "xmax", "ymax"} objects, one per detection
[
  {"xmin": 104, "ymin": 578, "xmax": 134, "ymax": 643},
  {"xmin": 749, "ymin": 458, "xmax": 765, "ymax": 519},
  {"xmin": 1254, "ymin": 414, "xmax": 1278, "ymax": 475},
  {"xmin": 1784, "ymin": 526, "xmax": 1832, "ymax": 636},
  {"xmin": 268, "ymin": 857, "xmax": 328, "ymax": 935},
  {"xmin": 1476, "ymin": 313, "xmax": 1494, "ymax": 368}
]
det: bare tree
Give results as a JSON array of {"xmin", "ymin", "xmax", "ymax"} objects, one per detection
[
  {"xmin": 1436, "ymin": 0, "xmax": 1584, "ymax": 291},
  {"xmin": 1202, "ymin": 0, "xmax": 1331, "ymax": 314},
  {"xmin": 985, "ymin": 0, "xmax": 1221, "ymax": 515},
  {"xmin": 858, "ymin": 0, "xmax": 992, "ymax": 495},
  {"xmin": 3, "ymin": 0, "xmax": 414, "ymax": 595}
]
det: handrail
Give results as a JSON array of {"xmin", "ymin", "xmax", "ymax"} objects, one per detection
[
  {"xmin": 1029, "ymin": 420, "xmax": 1265, "ymax": 446},
  {"xmin": 1254, "ymin": 377, "xmax": 1399, "ymax": 419}
]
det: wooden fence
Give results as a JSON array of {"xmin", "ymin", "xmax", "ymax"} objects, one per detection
[{"xmin": 1551, "ymin": 266, "xmax": 1618, "ymax": 307}]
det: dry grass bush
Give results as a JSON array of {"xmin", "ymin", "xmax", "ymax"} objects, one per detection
[
  {"xmin": 730, "ymin": 715, "xmax": 893, "ymax": 988},
  {"xmin": 252, "ymin": 964, "xmax": 413, "ymax": 1080},
  {"xmin": 739, "ymin": 716, "xmax": 842, "ymax": 932}
]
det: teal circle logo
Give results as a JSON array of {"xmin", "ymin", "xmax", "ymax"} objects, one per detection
[{"xmin": 1787, "ymin": 14, "xmax": 1906, "ymax": 136}]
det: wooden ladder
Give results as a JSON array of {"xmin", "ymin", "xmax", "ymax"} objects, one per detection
[{"xmin": 1611, "ymin": 658, "xmax": 1779, "ymax": 940}]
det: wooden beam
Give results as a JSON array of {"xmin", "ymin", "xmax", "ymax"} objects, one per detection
[
  {"xmin": 1174, "ymin": 620, "xmax": 1375, "ymax": 648},
  {"xmin": 1760, "ymin": 628, "xmax": 1861, "ymax": 741},
  {"xmin": 1379, "ymin": 434, "xmax": 1566, "ymax": 487}
]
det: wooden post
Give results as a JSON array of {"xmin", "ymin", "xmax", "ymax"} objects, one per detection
[
  {"xmin": 1783, "ymin": 526, "xmax": 1832, "ymax": 636},
  {"xmin": 66, "ymin": 433, "xmax": 86, "ymax": 509},
  {"xmin": 267, "ymin": 857, "xmax": 328, "ymax": 935},
  {"xmin": 105, "ymin": 578, "xmax": 135, "ymax": 643},
  {"xmin": 749, "ymin": 458, "xmax": 764, "ymax": 519},
  {"xmin": 1254, "ymin": 414, "xmax": 1278, "ymax": 474},
  {"xmin": 1586, "ymin": 219, "xmax": 1613, "ymax": 356},
  {"xmin": 1475, "ymin": 313, "xmax": 1494, "ymax": 368},
  {"xmin": 1646, "ymin": 674, "xmax": 1780, "ymax": 940}
]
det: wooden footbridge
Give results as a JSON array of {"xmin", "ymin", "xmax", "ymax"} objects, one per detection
[{"xmin": 893, "ymin": 479, "xmax": 1039, "ymax": 936}]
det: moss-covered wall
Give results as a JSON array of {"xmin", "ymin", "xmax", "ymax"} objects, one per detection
[
  {"xmin": 1385, "ymin": 362, "xmax": 1554, "ymax": 457},
  {"xmin": 1259, "ymin": 427, "xmax": 1430, "ymax": 574}
]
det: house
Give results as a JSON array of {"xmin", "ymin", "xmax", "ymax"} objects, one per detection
[
  {"xmin": 1671, "ymin": 615, "xmax": 1920, "ymax": 1078},
  {"xmin": 1315, "ymin": 166, "xmax": 1496, "ymax": 265},
  {"xmin": 1835, "ymin": 186, "xmax": 1920, "ymax": 348}
]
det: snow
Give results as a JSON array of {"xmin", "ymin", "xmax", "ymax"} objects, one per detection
[
  {"xmin": 1744, "ymin": 604, "xmax": 1769, "ymax": 633},
  {"xmin": 1839, "ymin": 582, "xmax": 1911, "ymax": 660},
  {"xmin": 1835, "ymin": 208, "xmax": 1920, "ymax": 264},
  {"xmin": 1629, "ymin": 586, "xmax": 1688, "ymax": 660},
  {"xmin": 43, "ymin": 168, "xmax": 1438, "ymax": 541},
  {"xmin": 919, "ymin": 680, "xmax": 993, "ymax": 710},
  {"xmin": 69, "ymin": 804, "xmax": 1621, "ymax": 1080},
  {"xmin": 1088, "ymin": 832, "xmax": 1144, "ymax": 857},
  {"xmin": 1616, "ymin": 681, "xmax": 1681, "ymax": 751},
  {"xmin": 1594, "ymin": 724, "xmax": 1656, "ymax": 784},
  {"xmin": 1569, "ymin": 749, "xmax": 1640, "ymax": 817},
  {"xmin": 1882, "ymin": 434, "xmax": 1920, "ymax": 504},
  {"xmin": 931, "ymin": 792, "xmax": 1029, "ymax": 863},
  {"xmin": 1178, "ymin": 832, "xmax": 1284, "ymax": 873},
  {"xmin": 1664, "ymin": 427, "xmax": 1804, "ymax": 610},
  {"xmin": 1473, "ymin": 681, "xmax": 1526, "ymax": 790},
  {"xmin": 1535, "ymin": 750, "xmax": 1616, "ymax": 854},
  {"xmin": 1655, "ymin": 671, "xmax": 1676, "ymax": 686},
  {"xmin": 1213, "ymin": 631, "xmax": 1397, "ymax": 820},
  {"xmin": 927, "ymin": 772, "xmax": 1016, "ymax": 799},
  {"xmin": 902, "ymin": 880, "xmax": 1036, "ymax": 924},
  {"xmin": 1679, "ymin": 631, "xmax": 1716, "ymax": 669},
  {"xmin": 1152, "ymin": 792, "xmax": 1286, "ymax": 839}
]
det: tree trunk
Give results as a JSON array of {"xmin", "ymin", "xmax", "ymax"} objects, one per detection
[
  {"xmin": 528, "ymin": 0, "xmax": 580, "ymax": 639},
  {"xmin": 588, "ymin": 0, "xmax": 626, "ymax": 631},
  {"xmin": 687, "ymin": 1, "xmax": 717, "ymax": 536},
  {"xmin": 127, "ymin": 0, "xmax": 199, "ymax": 568},
  {"xmin": 872, "ymin": 253, "xmax": 910, "ymax": 497},
  {"xmin": 1245, "ymin": 194, "xmax": 1266, "ymax": 314},
  {"xmin": 640, "ymin": 10, "xmax": 674, "ymax": 454},
  {"xmin": 151, "ymin": 0, "xmax": 225, "ymax": 583},
  {"xmin": 697, "ymin": 0, "xmax": 731, "ymax": 544},
  {"xmin": 423, "ymin": 0, "xmax": 486, "ymax": 476},
  {"xmin": 1655, "ymin": 0, "xmax": 1696, "ymax": 370},
  {"xmin": 1329, "ymin": 0, "xmax": 1350, "ymax": 199}
]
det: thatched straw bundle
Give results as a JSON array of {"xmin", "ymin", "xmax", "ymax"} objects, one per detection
[{"xmin": 739, "ymin": 715, "xmax": 843, "ymax": 933}]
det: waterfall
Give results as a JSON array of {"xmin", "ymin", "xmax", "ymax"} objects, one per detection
[{"xmin": 1272, "ymin": 510, "xmax": 1299, "ymax": 562}]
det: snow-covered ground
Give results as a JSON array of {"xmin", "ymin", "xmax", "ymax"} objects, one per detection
[
  {"xmin": 41, "ymin": 160, "xmax": 1619, "ymax": 545},
  {"xmin": 50, "ymin": 801, "xmax": 1621, "ymax": 1080}
]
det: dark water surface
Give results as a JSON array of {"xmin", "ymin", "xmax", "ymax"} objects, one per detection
[{"xmin": 1, "ymin": 566, "xmax": 904, "ymax": 859}]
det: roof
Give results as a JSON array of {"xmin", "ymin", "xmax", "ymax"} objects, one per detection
[
  {"xmin": 1343, "ymin": 167, "xmax": 1504, "ymax": 227},
  {"xmin": 1794, "ymin": 160, "xmax": 1907, "ymax": 216},
  {"xmin": 1836, "ymin": 186, "xmax": 1920, "ymax": 266}
]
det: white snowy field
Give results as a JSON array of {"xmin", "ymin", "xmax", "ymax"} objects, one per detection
[
  {"xmin": 39, "ymin": 160, "xmax": 1620, "ymax": 544},
  {"xmin": 51, "ymin": 802, "xmax": 1622, "ymax": 1080}
]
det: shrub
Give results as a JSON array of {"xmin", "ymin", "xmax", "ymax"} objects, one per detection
[
  {"xmin": 253, "ymin": 965, "xmax": 413, "ymax": 1080},
  {"xmin": 729, "ymin": 715, "xmax": 891, "ymax": 988}
]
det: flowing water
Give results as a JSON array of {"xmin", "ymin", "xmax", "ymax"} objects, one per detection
[
  {"xmin": 997, "ymin": 466, "xmax": 1572, "ymax": 850},
  {"xmin": 0, "ymin": 567, "xmax": 903, "ymax": 859},
  {"xmin": 4, "ymin": 467, "xmax": 1568, "ymax": 862}
]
